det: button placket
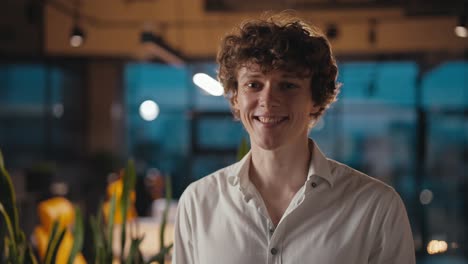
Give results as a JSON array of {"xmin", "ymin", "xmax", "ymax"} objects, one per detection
[{"xmin": 267, "ymin": 221, "xmax": 279, "ymax": 263}]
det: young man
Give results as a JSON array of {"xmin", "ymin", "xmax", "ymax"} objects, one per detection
[{"xmin": 173, "ymin": 13, "xmax": 415, "ymax": 263}]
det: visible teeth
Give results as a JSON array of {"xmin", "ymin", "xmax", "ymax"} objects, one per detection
[{"xmin": 257, "ymin": 117, "xmax": 285, "ymax": 124}]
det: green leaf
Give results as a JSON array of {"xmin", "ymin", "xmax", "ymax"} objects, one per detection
[
  {"xmin": 0, "ymin": 212, "xmax": 5, "ymax": 261},
  {"xmin": 0, "ymin": 149, "xmax": 4, "ymax": 168},
  {"xmin": 0, "ymin": 202, "xmax": 17, "ymax": 260},
  {"xmin": 44, "ymin": 220, "xmax": 66, "ymax": 264},
  {"xmin": 91, "ymin": 202, "xmax": 113, "ymax": 264},
  {"xmin": 45, "ymin": 227, "xmax": 66, "ymax": 264},
  {"xmin": 124, "ymin": 237, "xmax": 144, "ymax": 264},
  {"xmin": 23, "ymin": 244, "xmax": 39, "ymax": 264},
  {"xmin": 236, "ymin": 137, "xmax": 250, "ymax": 161},
  {"xmin": 145, "ymin": 243, "xmax": 173, "ymax": 264},
  {"xmin": 90, "ymin": 215, "xmax": 102, "ymax": 264},
  {"xmin": 17, "ymin": 231, "xmax": 27, "ymax": 264},
  {"xmin": 67, "ymin": 207, "xmax": 84, "ymax": 264},
  {"xmin": 5, "ymin": 237, "xmax": 18, "ymax": 263},
  {"xmin": 0, "ymin": 149, "xmax": 20, "ymax": 243},
  {"xmin": 107, "ymin": 193, "xmax": 117, "ymax": 257},
  {"xmin": 159, "ymin": 176, "xmax": 172, "ymax": 252},
  {"xmin": 44, "ymin": 221, "xmax": 59, "ymax": 263},
  {"xmin": 120, "ymin": 160, "xmax": 137, "ymax": 260}
]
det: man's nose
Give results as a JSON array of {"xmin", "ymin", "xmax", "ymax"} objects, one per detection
[{"xmin": 259, "ymin": 82, "xmax": 280, "ymax": 108}]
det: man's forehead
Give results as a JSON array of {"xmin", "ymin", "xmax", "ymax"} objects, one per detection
[
  {"xmin": 237, "ymin": 64, "xmax": 310, "ymax": 79},
  {"xmin": 239, "ymin": 62, "xmax": 262, "ymax": 72}
]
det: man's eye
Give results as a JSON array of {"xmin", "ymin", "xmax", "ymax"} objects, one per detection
[
  {"xmin": 280, "ymin": 82, "xmax": 298, "ymax": 90},
  {"xmin": 247, "ymin": 82, "xmax": 261, "ymax": 89}
]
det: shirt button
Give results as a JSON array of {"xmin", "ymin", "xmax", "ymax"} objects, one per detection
[
  {"xmin": 270, "ymin": 248, "xmax": 278, "ymax": 255},
  {"xmin": 269, "ymin": 228, "xmax": 274, "ymax": 234},
  {"xmin": 311, "ymin": 182, "xmax": 317, "ymax": 188}
]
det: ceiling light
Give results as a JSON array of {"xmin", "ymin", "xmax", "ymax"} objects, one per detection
[
  {"xmin": 193, "ymin": 73, "xmax": 224, "ymax": 96},
  {"xmin": 454, "ymin": 15, "xmax": 467, "ymax": 38},
  {"xmin": 70, "ymin": 25, "xmax": 85, "ymax": 47},
  {"xmin": 139, "ymin": 100, "xmax": 160, "ymax": 121}
]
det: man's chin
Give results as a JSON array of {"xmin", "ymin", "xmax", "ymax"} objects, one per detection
[{"xmin": 253, "ymin": 138, "xmax": 284, "ymax": 151}]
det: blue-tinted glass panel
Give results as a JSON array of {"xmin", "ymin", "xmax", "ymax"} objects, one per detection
[
  {"xmin": 197, "ymin": 117, "xmax": 245, "ymax": 149},
  {"xmin": 125, "ymin": 63, "xmax": 191, "ymax": 175},
  {"xmin": 125, "ymin": 63, "xmax": 189, "ymax": 109},
  {"xmin": 340, "ymin": 62, "xmax": 418, "ymax": 106},
  {"xmin": 309, "ymin": 112, "xmax": 340, "ymax": 158},
  {"xmin": 192, "ymin": 154, "xmax": 236, "ymax": 180},
  {"xmin": 422, "ymin": 61, "xmax": 468, "ymax": 108},
  {"xmin": 0, "ymin": 64, "xmax": 46, "ymax": 104},
  {"xmin": 0, "ymin": 62, "xmax": 84, "ymax": 167},
  {"xmin": 423, "ymin": 112, "xmax": 467, "ymax": 260}
]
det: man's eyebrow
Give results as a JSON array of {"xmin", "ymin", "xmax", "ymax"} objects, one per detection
[
  {"xmin": 281, "ymin": 73, "xmax": 307, "ymax": 79},
  {"xmin": 240, "ymin": 73, "xmax": 263, "ymax": 79}
]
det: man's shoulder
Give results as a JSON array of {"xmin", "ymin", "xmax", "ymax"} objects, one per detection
[{"xmin": 327, "ymin": 158, "xmax": 398, "ymax": 201}]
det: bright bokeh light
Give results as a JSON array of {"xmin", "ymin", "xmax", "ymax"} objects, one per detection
[
  {"xmin": 454, "ymin": 26, "xmax": 467, "ymax": 38},
  {"xmin": 70, "ymin": 35, "xmax": 84, "ymax": 47},
  {"xmin": 419, "ymin": 189, "xmax": 433, "ymax": 205},
  {"xmin": 52, "ymin": 103, "xmax": 64, "ymax": 118},
  {"xmin": 427, "ymin": 240, "xmax": 448, "ymax": 255},
  {"xmin": 139, "ymin": 100, "xmax": 160, "ymax": 121},
  {"xmin": 50, "ymin": 182, "xmax": 68, "ymax": 196},
  {"xmin": 193, "ymin": 73, "xmax": 224, "ymax": 96}
]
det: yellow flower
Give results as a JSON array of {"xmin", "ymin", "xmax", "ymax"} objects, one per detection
[
  {"xmin": 35, "ymin": 197, "xmax": 86, "ymax": 263},
  {"xmin": 34, "ymin": 219, "xmax": 87, "ymax": 264},
  {"xmin": 37, "ymin": 197, "xmax": 75, "ymax": 232},
  {"xmin": 103, "ymin": 175, "xmax": 138, "ymax": 224},
  {"xmin": 107, "ymin": 176, "xmax": 136, "ymax": 202},
  {"xmin": 102, "ymin": 198, "xmax": 137, "ymax": 224}
]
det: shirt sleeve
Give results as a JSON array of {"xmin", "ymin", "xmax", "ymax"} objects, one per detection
[
  {"xmin": 172, "ymin": 189, "xmax": 194, "ymax": 264},
  {"xmin": 368, "ymin": 190, "xmax": 416, "ymax": 264}
]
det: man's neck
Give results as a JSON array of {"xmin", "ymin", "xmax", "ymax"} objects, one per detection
[{"xmin": 249, "ymin": 138, "xmax": 311, "ymax": 195}]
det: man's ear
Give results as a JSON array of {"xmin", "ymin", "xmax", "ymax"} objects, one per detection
[
  {"xmin": 231, "ymin": 95, "xmax": 241, "ymax": 120},
  {"xmin": 232, "ymin": 94, "xmax": 239, "ymax": 110}
]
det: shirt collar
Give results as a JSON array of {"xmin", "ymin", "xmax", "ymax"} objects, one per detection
[
  {"xmin": 227, "ymin": 138, "xmax": 335, "ymax": 189},
  {"xmin": 227, "ymin": 150, "xmax": 251, "ymax": 189},
  {"xmin": 306, "ymin": 139, "xmax": 335, "ymax": 188}
]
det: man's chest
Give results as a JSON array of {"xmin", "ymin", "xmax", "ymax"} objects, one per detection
[{"xmin": 192, "ymin": 196, "xmax": 374, "ymax": 264}]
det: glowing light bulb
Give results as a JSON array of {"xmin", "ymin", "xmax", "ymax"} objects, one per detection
[
  {"xmin": 193, "ymin": 73, "xmax": 224, "ymax": 96},
  {"xmin": 139, "ymin": 100, "xmax": 159, "ymax": 121},
  {"xmin": 70, "ymin": 36, "xmax": 83, "ymax": 47},
  {"xmin": 427, "ymin": 240, "xmax": 448, "ymax": 255},
  {"xmin": 454, "ymin": 26, "xmax": 467, "ymax": 38},
  {"xmin": 69, "ymin": 25, "xmax": 85, "ymax": 47},
  {"xmin": 419, "ymin": 189, "xmax": 433, "ymax": 205}
]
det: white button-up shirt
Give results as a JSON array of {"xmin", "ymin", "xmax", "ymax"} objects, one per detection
[{"xmin": 173, "ymin": 140, "xmax": 415, "ymax": 264}]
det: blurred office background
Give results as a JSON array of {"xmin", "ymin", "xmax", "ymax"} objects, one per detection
[{"xmin": 0, "ymin": 0, "xmax": 467, "ymax": 262}]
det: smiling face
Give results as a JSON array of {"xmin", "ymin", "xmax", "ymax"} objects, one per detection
[{"xmin": 233, "ymin": 64, "xmax": 320, "ymax": 150}]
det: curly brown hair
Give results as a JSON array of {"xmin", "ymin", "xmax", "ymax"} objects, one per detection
[{"xmin": 217, "ymin": 13, "xmax": 341, "ymax": 119}]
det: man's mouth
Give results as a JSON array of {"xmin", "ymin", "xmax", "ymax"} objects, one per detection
[{"xmin": 254, "ymin": 116, "xmax": 289, "ymax": 125}]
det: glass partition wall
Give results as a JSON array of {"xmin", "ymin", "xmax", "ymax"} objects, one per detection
[{"xmin": 1, "ymin": 59, "xmax": 466, "ymax": 262}]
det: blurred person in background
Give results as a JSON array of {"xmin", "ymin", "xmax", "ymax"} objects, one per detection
[{"xmin": 173, "ymin": 12, "xmax": 415, "ymax": 264}]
